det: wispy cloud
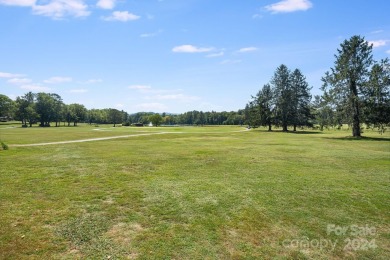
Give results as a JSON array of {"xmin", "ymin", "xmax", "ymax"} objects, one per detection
[
  {"xmin": 96, "ymin": 0, "xmax": 116, "ymax": 10},
  {"xmin": 371, "ymin": 30, "xmax": 384, "ymax": 34},
  {"xmin": 129, "ymin": 85, "xmax": 151, "ymax": 91},
  {"xmin": 43, "ymin": 76, "xmax": 72, "ymax": 84},
  {"xmin": 135, "ymin": 102, "xmax": 168, "ymax": 112},
  {"xmin": 0, "ymin": 72, "xmax": 24, "ymax": 78},
  {"xmin": 386, "ymin": 50, "xmax": 390, "ymax": 55},
  {"xmin": 129, "ymin": 85, "xmax": 182, "ymax": 95},
  {"xmin": 102, "ymin": 11, "xmax": 140, "ymax": 22},
  {"xmin": 368, "ymin": 40, "xmax": 388, "ymax": 48},
  {"xmin": 32, "ymin": 0, "xmax": 90, "ymax": 19},
  {"xmin": 238, "ymin": 47, "xmax": 258, "ymax": 53},
  {"xmin": 82, "ymin": 79, "xmax": 103, "ymax": 84},
  {"xmin": 252, "ymin": 14, "xmax": 263, "ymax": 19},
  {"xmin": 220, "ymin": 59, "xmax": 242, "ymax": 65},
  {"xmin": 198, "ymin": 102, "xmax": 223, "ymax": 112},
  {"xmin": 206, "ymin": 51, "xmax": 224, "ymax": 58},
  {"xmin": 265, "ymin": 0, "xmax": 313, "ymax": 14},
  {"xmin": 172, "ymin": 45, "xmax": 213, "ymax": 53},
  {"xmin": 7, "ymin": 78, "xmax": 32, "ymax": 85},
  {"xmin": 21, "ymin": 84, "xmax": 51, "ymax": 91},
  {"xmin": 0, "ymin": 0, "xmax": 35, "ymax": 7},
  {"xmin": 140, "ymin": 29, "xmax": 163, "ymax": 38},
  {"xmin": 148, "ymin": 94, "xmax": 200, "ymax": 102}
]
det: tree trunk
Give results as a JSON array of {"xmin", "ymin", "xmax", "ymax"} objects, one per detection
[
  {"xmin": 282, "ymin": 123, "xmax": 288, "ymax": 132},
  {"xmin": 352, "ymin": 113, "xmax": 361, "ymax": 137},
  {"xmin": 268, "ymin": 123, "xmax": 272, "ymax": 131},
  {"xmin": 293, "ymin": 124, "xmax": 297, "ymax": 131},
  {"xmin": 351, "ymin": 81, "xmax": 361, "ymax": 137}
]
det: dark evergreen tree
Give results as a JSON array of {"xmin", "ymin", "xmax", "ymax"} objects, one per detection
[
  {"xmin": 254, "ymin": 84, "xmax": 274, "ymax": 131},
  {"xmin": 322, "ymin": 35, "xmax": 374, "ymax": 137},
  {"xmin": 271, "ymin": 64, "xmax": 292, "ymax": 131},
  {"xmin": 362, "ymin": 58, "xmax": 390, "ymax": 134},
  {"xmin": 290, "ymin": 69, "xmax": 313, "ymax": 131}
]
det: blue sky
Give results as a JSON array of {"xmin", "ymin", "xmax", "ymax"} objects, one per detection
[{"xmin": 1, "ymin": 0, "xmax": 389, "ymax": 113}]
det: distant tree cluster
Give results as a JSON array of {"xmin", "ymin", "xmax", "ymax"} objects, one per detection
[
  {"xmin": 247, "ymin": 35, "xmax": 390, "ymax": 136},
  {"xmin": 0, "ymin": 92, "xmax": 129, "ymax": 127},
  {"xmin": 0, "ymin": 93, "xmax": 246, "ymax": 127},
  {"xmin": 128, "ymin": 111, "xmax": 246, "ymax": 126},
  {"xmin": 246, "ymin": 64, "xmax": 313, "ymax": 131}
]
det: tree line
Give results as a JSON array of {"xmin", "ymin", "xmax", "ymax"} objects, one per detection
[
  {"xmin": 1, "ymin": 35, "xmax": 389, "ymax": 135},
  {"xmin": 0, "ymin": 92, "xmax": 247, "ymax": 127}
]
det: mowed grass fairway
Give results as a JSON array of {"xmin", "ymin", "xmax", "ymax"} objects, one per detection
[{"xmin": 0, "ymin": 125, "xmax": 389, "ymax": 259}]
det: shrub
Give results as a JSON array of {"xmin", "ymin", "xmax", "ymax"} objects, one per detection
[{"xmin": 1, "ymin": 141, "xmax": 8, "ymax": 150}]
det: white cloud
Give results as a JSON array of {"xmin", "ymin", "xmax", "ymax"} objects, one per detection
[
  {"xmin": 21, "ymin": 84, "xmax": 51, "ymax": 91},
  {"xmin": 238, "ymin": 47, "xmax": 258, "ymax": 53},
  {"xmin": 135, "ymin": 102, "xmax": 167, "ymax": 111},
  {"xmin": 172, "ymin": 45, "xmax": 213, "ymax": 53},
  {"xmin": 0, "ymin": 0, "xmax": 35, "ymax": 7},
  {"xmin": 102, "ymin": 11, "xmax": 140, "ymax": 22},
  {"xmin": 368, "ymin": 40, "xmax": 388, "ymax": 48},
  {"xmin": 43, "ymin": 76, "xmax": 72, "ymax": 84},
  {"xmin": 7, "ymin": 78, "xmax": 32, "ymax": 85},
  {"xmin": 0, "ymin": 72, "xmax": 24, "ymax": 78},
  {"xmin": 206, "ymin": 51, "xmax": 224, "ymax": 58},
  {"xmin": 32, "ymin": 0, "xmax": 90, "ymax": 19},
  {"xmin": 70, "ymin": 88, "xmax": 88, "ymax": 93},
  {"xmin": 265, "ymin": 0, "xmax": 313, "ymax": 14},
  {"xmin": 386, "ymin": 50, "xmax": 390, "ymax": 55},
  {"xmin": 96, "ymin": 0, "xmax": 115, "ymax": 10},
  {"xmin": 115, "ymin": 103, "xmax": 124, "ymax": 108},
  {"xmin": 252, "ymin": 14, "xmax": 263, "ymax": 19}
]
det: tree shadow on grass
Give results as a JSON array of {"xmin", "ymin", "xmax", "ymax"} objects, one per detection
[
  {"xmin": 323, "ymin": 136, "xmax": 390, "ymax": 142},
  {"xmin": 252, "ymin": 129, "xmax": 323, "ymax": 135}
]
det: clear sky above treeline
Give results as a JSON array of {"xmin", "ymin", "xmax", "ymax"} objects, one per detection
[{"xmin": 0, "ymin": 0, "xmax": 389, "ymax": 113}]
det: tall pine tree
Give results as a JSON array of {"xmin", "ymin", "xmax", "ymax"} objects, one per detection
[
  {"xmin": 271, "ymin": 64, "xmax": 292, "ymax": 132},
  {"xmin": 322, "ymin": 35, "xmax": 373, "ymax": 137},
  {"xmin": 290, "ymin": 69, "xmax": 312, "ymax": 131}
]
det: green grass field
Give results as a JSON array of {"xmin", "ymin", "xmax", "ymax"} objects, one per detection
[{"xmin": 0, "ymin": 124, "xmax": 389, "ymax": 259}]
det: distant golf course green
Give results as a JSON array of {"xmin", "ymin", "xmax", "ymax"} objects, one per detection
[{"xmin": 0, "ymin": 124, "xmax": 389, "ymax": 259}]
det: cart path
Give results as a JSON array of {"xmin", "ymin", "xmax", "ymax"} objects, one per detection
[
  {"xmin": 10, "ymin": 128, "xmax": 251, "ymax": 147},
  {"xmin": 11, "ymin": 132, "xmax": 170, "ymax": 147}
]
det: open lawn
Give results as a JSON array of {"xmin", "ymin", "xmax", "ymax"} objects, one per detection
[{"xmin": 0, "ymin": 124, "xmax": 389, "ymax": 259}]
